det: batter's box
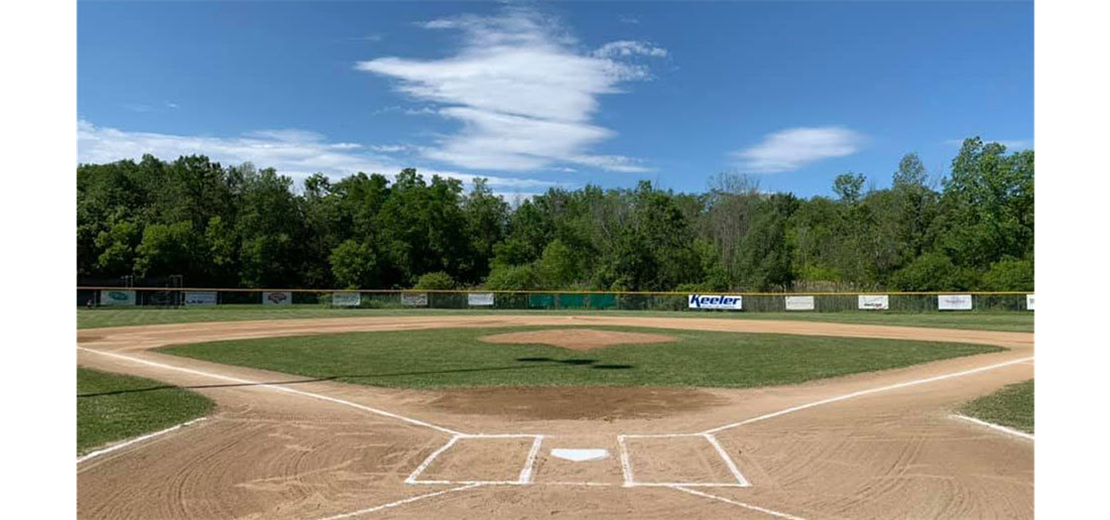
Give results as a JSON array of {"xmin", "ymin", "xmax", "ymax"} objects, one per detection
[
  {"xmin": 406, "ymin": 434, "xmax": 544, "ymax": 485},
  {"xmin": 618, "ymin": 433, "xmax": 750, "ymax": 487}
]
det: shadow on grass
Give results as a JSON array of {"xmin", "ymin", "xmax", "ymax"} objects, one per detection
[{"xmin": 78, "ymin": 357, "xmax": 636, "ymax": 397}]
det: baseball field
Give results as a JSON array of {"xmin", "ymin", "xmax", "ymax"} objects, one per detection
[{"xmin": 76, "ymin": 309, "xmax": 1033, "ymax": 520}]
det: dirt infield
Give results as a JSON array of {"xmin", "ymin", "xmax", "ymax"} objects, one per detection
[
  {"xmin": 479, "ymin": 328, "xmax": 677, "ymax": 351},
  {"xmin": 76, "ymin": 315, "xmax": 1034, "ymax": 520}
]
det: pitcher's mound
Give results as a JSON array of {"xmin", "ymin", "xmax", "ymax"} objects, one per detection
[{"xmin": 479, "ymin": 328, "xmax": 676, "ymax": 351}]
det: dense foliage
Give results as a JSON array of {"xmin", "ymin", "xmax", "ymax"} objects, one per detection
[{"xmin": 77, "ymin": 137, "xmax": 1033, "ymax": 291}]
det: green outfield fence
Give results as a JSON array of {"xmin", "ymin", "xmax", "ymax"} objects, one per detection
[{"xmin": 77, "ymin": 287, "xmax": 1034, "ymax": 313}]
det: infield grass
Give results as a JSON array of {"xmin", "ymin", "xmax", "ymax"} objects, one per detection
[
  {"xmin": 959, "ymin": 379, "xmax": 1034, "ymax": 433},
  {"xmin": 160, "ymin": 326, "xmax": 1002, "ymax": 389},
  {"xmin": 77, "ymin": 367, "xmax": 214, "ymax": 455},
  {"xmin": 79, "ymin": 307, "xmax": 1034, "ymax": 332}
]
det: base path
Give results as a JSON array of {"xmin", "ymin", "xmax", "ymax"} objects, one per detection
[{"xmin": 77, "ymin": 315, "xmax": 1034, "ymax": 520}]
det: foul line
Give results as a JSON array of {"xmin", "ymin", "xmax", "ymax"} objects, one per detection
[
  {"xmin": 703, "ymin": 356, "xmax": 1035, "ymax": 435},
  {"xmin": 77, "ymin": 417, "xmax": 206, "ymax": 465},
  {"xmin": 617, "ymin": 433, "xmax": 750, "ymax": 488},
  {"xmin": 77, "ymin": 347, "xmax": 463, "ymax": 436},
  {"xmin": 669, "ymin": 485, "xmax": 810, "ymax": 520},
  {"xmin": 406, "ymin": 433, "xmax": 545, "ymax": 486},
  {"xmin": 308, "ymin": 483, "xmax": 484, "ymax": 520},
  {"xmin": 951, "ymin": 414, "xmax": 1035, "ymax": 441}
]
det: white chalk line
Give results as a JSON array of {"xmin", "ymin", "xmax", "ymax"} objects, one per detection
[
  {"xmin": 519, "ymin": 435, "xmax": 545, "ymax": 484},
  {"xmin": 703, "ymin": 433, "xmax": 750, "ymax": 486},
  {"xmin": 669, "ymin": 485, "xmax": 810, "ymax": 520},
  {"xmin": 618, "ymin": 433, "xmax": 751, "ymax": 488},
  {"xmin": 703, "ymin": 356, "xmax": 1035, "ymax": 434},
  {"xmin": 77, "ymin": 417, "xmax": 207, "ymax": 465},
  {"xmin": 79, "ymin": 342, "xmax": 1032, "ymax": 516},
  {"xmin": 308, "ymin": 482, "xmax": 484, "ymax": 520},
  {"xmin": 617, "ymin": 435, "xmax": 634, "ymax": 487},
  {"xmin": 406, "ymin": 433, "xmax": 545, "ymax": 485},
  {"xmin": 77, "ymin": 347, "xmax": 462, "ymax": 436},
  {"xmin": 951, "ymin": 414, "xmax": 1035, "ymax": 441},
  {"xmin": 405, "ymin": 435, "xmax": 461, "ymax": 484}
]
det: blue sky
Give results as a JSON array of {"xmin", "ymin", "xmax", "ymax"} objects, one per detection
[{"xmin": 77, "ymin": 1, "xmax": 1033, "ymax": 198}]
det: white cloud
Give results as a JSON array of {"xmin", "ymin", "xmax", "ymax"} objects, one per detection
[
  {"xmin": 356, "ymin": 6, "xmax": 660, "ymax": 173},
  {"xmin": 733, "ymin": 126, "xmax": 866, "ymax": 174},
  {"xmin": 593, "ymin": 40, "xmax": 668, "ymax": 59},
  {"xmin": 76, "ymin": 119, "xmax": 559, "ymax": 191}
]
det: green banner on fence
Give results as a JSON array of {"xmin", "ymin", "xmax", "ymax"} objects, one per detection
[
  {"xmin": 589, "ymin": 293, "xmax": 616, "ymax": 310},
  {"xmin": 528, "ymin": 293, "xmax": 556, "ymax": 309},
  {"xmin": 558, "ymin": 293, "xmax": 587, "ymax": 309}
]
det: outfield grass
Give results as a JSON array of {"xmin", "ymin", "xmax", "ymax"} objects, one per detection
[
  {"xmin": 77, "ymin": 367, "xmax": 214, "ymax": 455},
  {"xmin": 160, "ymin": 326, "xmax": 1002, "ymax": 390},
  {"xmin": 78, "ymin": 307, "xmax": 1034, "ymax": 332},
  {"xmin": 959, "ymin": 379, "xmax": 1034, "ymax": 433}
]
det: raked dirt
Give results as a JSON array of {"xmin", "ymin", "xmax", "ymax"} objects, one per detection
[{"xmin": 76, "ymin": 315, "xmax": 1034, "ymax": 520}]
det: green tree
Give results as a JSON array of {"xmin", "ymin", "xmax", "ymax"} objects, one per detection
[
  {"xmin": 484, "ymin": 264, "xmax": 540, "ymax": 290},
  {"xmin": 133, "ymin": 221, "xmax": 205, "ymax": 278},
  {"xmin": 893, "ymin": 152, "xmax": 928, "ymax": 189},
  {"xmin": 93, "ymin": 219, "xmax": 141, "ymax": 276},
  {"xmin": 980, "ymin": 257, "xmax": 1034, "ymax": 291},
  {"xmin": 889, "ymin": 252, "xmax": 977, "ymax": 291},
  {"xmin": 329, "ymin": 240, "xmax": 378, "ymax": 289},
  {"xmin": 413, "ymin": 271, "xmax": 457, "ymax": 290},
  {"xmin": 833, "ymin": 172, "xmax": 866, "ymax": 204}
]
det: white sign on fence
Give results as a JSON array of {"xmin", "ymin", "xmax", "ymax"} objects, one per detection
[
  {"xmin": 938, "ymin": 294, "xmax": 973, "ymax": 311},
  {"xmin": 401, "ymin": 292, "xmax": 428, "ymax": 307},
  {"xmin": 688, "ymin": 294, "xmax": 743, "ymax": 310},
  {"xmin": 784, "ymin": 295, "xmax": 815, "ymax": 311},
  {"xmin": 99, "ymin": 290, "xmax": 136, "ymax": 306},
  {"xmin": 263, "ymin": 291, "xmax": 292, "ymax": 305},
  {"xmin": 184, "ymin": 291, "xmax": 217, "ymax": 306},
  {"xmin": 858, "ymin": 295, "xmax": 890, "ymax": 310},
  {"xmin": 1026, "ymin": 294, "xmax": 1035, "ymax": 311},
  {"xmin": 467, "ymin": 292, "xmax": 495, "ymax": 306},
  {"xmin": 332, "ymin": 292, "xmax": 361, "ymax": 307}
]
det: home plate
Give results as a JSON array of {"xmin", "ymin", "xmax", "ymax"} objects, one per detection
[{"xmin": 551, "ymin": 448, "xmax": 609, "ymax": 462}]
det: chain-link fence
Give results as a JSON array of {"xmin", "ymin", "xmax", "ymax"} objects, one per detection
[{"xmin": 77, "ymin": 287, "xmax": 1034, "ymax": 313}]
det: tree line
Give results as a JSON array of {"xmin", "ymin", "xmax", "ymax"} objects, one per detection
[{"xmin": 77, "ymin": 137, "xmax": 1033, "ymax": 292}]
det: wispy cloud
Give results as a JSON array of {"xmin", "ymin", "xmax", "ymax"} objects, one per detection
[
  {"xmin": 617, "ymin": 14, "xmax": 641, "ymax": 25},
  {"xmin": 592, "ymin": 40, "xmax": 667, "ymax": 59},
  {"xmin": 733, "ymin": 126, "xmax": 866, "ymax": 174},
  {"xmin": 355, "ymin": 6, "xmax": 663, "ymax": 173},
  {"xmin": 76, "ymin": 119, "xmax": 559, "ymax": 192}
]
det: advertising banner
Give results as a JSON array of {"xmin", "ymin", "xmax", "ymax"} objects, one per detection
[
  {"xmin": 938, "ymin": 294, "xmax": 973, "ymax": 311},
  {"xmin": 467, "ymin": 292, "xmax": 495, "ymax": 306},
  {"xmin": 263, "ymin": 291, "xmax": 292, "ymax": 305},
  {"xmin": 184, "ymin": 291, "xmax": 217, "ymax": 306},
  {"xmin": 1026, "ymin": 294, "xmax": 1035, "ymax": 311},
  {"xmin": 688, "ymin": 294, "xmax": 743, "ymax": 310},
  {"xmin": 332, "ymin": 292, "xmax": 361, "ymax": 307},
  {"xmin": 858, "ymin": 295, "xmax": 890, "ymax": 310},
  {"xmin": 784, "ymin": 295, "xmax": 815, "ymax": 311},
  {"xmin": 401, "ymin": 292, "xmax": 428, "ymax": 307},
  {"xmin": 99, "ymin": 290, "xmax": 136, "ymax": 306}
]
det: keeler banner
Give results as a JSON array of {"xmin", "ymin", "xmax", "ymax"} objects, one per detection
[{"xmin": 688, "ymin": 294, "xmax": 743, "ymax": 310}]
